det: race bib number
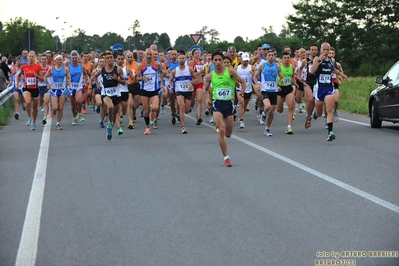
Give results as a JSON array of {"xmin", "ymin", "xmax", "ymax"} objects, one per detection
[
  {"xmin": 319, "ymin": 74, "xmax": 331, "ymax": 84},
  {"xmin": 216, "ymin": 88, "xmax": 232, "ymax": 100},
  {"xmin": 144, "ymin": 74, "xmax": 155, "ymax": 84},
  {"xmin": 195, "ymin": 65, "xmax": 204, "ymax": 73},
  {"xmin": 54, "ymin": 82, "xmax": 63, "ymax": 89},
  {"xmin": 177, "ymin": 83, "xmax": 193, "ymax": 92},
  {"xmin": 70, "ymin": 82, "xmax": 79, "ymax": 89},
  {"xmin": 283, "ymin": 77, "xmax": 292, "ymax": 85},
  {"xmin": 26, "ymin": 77, "xmax": 36, "ymax": 86},
  {"xmin": 263, "ymin": 81, "xmax": 278, "ymax": 92},
  {"xmin": 38, "ymin": 80, "xmax": 47, "ymax": 87},
  {"xmin": 105, "ymin": 87, "xmax": 118, "ymax": 96}
]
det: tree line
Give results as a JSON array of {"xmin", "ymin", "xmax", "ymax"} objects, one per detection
[{"xmin": 1, "ymin": 1, "xmax": 398, "ymax": 76}]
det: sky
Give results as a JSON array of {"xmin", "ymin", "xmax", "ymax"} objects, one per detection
[{"xmin": 0, "ymin": 0, "xmax": 298, "ymax": 47}]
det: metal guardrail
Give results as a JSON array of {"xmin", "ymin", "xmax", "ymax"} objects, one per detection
[{"xmin": 0, "ymin": 85, "xmax": 13, "ymax": 108}]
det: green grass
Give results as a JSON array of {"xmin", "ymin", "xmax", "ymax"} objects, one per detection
[
  {"xmin": 338, "ymin": 76, "xmax": 376, "ymax": 115},
  {"xmin": 0, "ymin": 97, "xmax": 13, "ymax": 128}
]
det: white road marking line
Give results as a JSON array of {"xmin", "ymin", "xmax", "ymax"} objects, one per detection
[
  {"xmin": 339, "ymin": 118, "xmax": 369, "ymax": 126},
  {"xmin": 186, "ymin": 114, "xmax": 399, "ymax": 214},
  {"xmin": 15, "ymin": 118, "xmax": 52, "ymax": 266}
]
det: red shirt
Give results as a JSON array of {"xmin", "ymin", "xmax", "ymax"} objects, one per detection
[
  {"xmin": 21, "ymin": 63, "xmax": 41, "ymax": 89},
  {"xmin": 192, "ymin": 60, "xmax": 204, "ymax": 88}
]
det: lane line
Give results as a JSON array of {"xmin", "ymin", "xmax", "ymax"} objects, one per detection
[
  {"xmin": 185, "ymin": 114, "xmax": 399, "ymax": 214},
  {"xmin": 15, "ymin": 118, "xmax": 52, "ymax": 266}
]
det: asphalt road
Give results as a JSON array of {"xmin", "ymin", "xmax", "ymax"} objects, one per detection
[{"xmin": 1, "ymin": 99, "xmax": 398, "ymax": 266}]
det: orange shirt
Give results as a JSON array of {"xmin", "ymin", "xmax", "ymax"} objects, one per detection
[{"xmin": 124, "ymin": 60, "xmax": 138, "ymax": 83}]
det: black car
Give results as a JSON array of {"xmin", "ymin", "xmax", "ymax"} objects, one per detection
[{"xmin": 369, "ymin": 60, "xmax": 399, "ymax": 128}]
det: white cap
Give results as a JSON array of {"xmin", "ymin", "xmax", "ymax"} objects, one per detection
[{"xmin": 241, "ymin": 53, "xmax": 250, "ymax": 61}]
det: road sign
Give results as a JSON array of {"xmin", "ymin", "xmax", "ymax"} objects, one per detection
[
  {"xmin": 189, "ymin": 45, "xmax": 203, "ymax": 54},
  {"xmin": 112, "ymin": 43, "xmax": 124, "ymax": 52},
  {"xmin": 190, "ymin": 34, "xmax": 202, "ymax": 45}
]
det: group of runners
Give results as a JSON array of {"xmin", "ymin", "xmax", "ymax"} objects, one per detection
[{"xmin": 7, "ymin": 41, "xmax": 347, "ymax": 167}]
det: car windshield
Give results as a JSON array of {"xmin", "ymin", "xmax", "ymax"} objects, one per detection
[{"xmin": 384, "ymin": 61, "xmax": 399, "ymax": 86}]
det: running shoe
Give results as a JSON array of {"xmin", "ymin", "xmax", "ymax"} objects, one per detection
[
  {"xmin": 82, "ymin": 107, "xmax": 87, "ymax": 114},
  {"xmin": 42, "ymin": 117, "xmax": 47, "ymax": 125},
  {"xmin": 150, "ymin": 113, "xmax": 156, "ymax": 124},
  {"xmin": 72, "ymin": 117, "xmax": 78, "ymax": 125},
  {"xmin": 196, "ymin": 117, "xmax": 203, "ymax": 125},
  {"xmin": 117, "ymin": 127, "xmax": 123, "ymax": 135},
  {"xmin": 298, "ymin": 106, "xmax": 303, "ymax": 113},
  {"xmin": 14, "ymin": 113, "xmax": 19, "ymax": 120},
  {"xmin": 205, "ymin": 110, "xmax": 209, "ymax": 116},
  {"xmin": 285, "ymin": 128, "xmax": 293, "ymax": 134},
  {"xmin": 327, "ymin": 131, "xmax": 336, "ymax": 141},
  {"xmin": 224, "ymin": 157, "xmax": 232, "ymax": 167},
  {"xmin": 292, "ymin": 113, "xmax": 296, "ymax": 120},
  {"xmin": 78, "ymin": 113, "xmax": 85, "ymax": 122},
  {"xmin": 171, "ymin": 115, "xmax": 176, "ymax": 125},
  {"xmin": 334, "ymin": 111, "xmax": 339, "ymax": 122},
  {"xmin": 305, "ymin": 119, "xmax": 311, "ymax": 129},
  {"xmin": 50, "ymin": 112, "xmax": 54, "ymax": 117},
  {"xmin": 325, "ymin": 122, "xmax": 329, "ymax": 129},
  {"xmin": 120, "ymin": 116, "xmax": 123, "ymax": 124},
  {"xmin": 133, "ymin": 116, "xmax": 137, "ymax": 123},
  {"xmin": 216, "ymin": 127, "xmax": 219, "ymax": 133},
  {"xmin": 22, "ymin": 103, "xmax": 26, "ymax": 111},
  {"xmin": 264, "ymin": 128, "xmax": 272, "ymax": 137},
  {"xmin": 312, "ymin": 111, "xmax": 318, "ymax": 120},
  {"xmin": 128, "ymin": 120, "xmax": 134, "ymax": 129},
  {"xmin": 260, "ymin": 112, "xmax": 267, "ymax": 124},
  {"xmin": 104, "ymin": 115, "xmax": 108, "ymax": 122},
  {"xmin": 31, "ymin": 123, "xmax": 36, "ymax": 130},
  {"xmin": 161, "ymin": 105, "xmax": 165, "ymax": 114},
  {"xmin": 153, "ymin": 119, "xmax": 158, "ymax": 129},
  {"xmin": 239, "ymin": 121, "xmax": 245, "ymax": 129},
  {"xmin": 181, "ymin": 126, "xmax": 187, "ymax": 134},
  {"xmin": 96, "ymin": 106, "xmax": 100, "ymax": 114},
  {"xmin": 26, "ymin": 118, "xmax": 32, "ymax": 126},
  {"xmin": 107, "ymin": 123, "xmax": 113, "ymax": 140},
  {"xmin": 55, "ymin": 124, "xmax": 63, "ymax": 130},
  {"xmin": 99, "ymin": 121, "xmax": 105, "ymax": 128},
  {"xmin": 209, "ymin": 117, "xmax": 214, "ymax": 123},
  {"xmin": 144, "ymin": 126, "xmax": 151, "ymax": 135},
  {"xmin": 41, "ymin": 106, "xmax": 44, "ymax": 112}
]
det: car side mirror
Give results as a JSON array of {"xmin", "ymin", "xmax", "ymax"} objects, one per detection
[{"xmin": 375, "ymin": 76, "xmax": 383, "ymax": 84}]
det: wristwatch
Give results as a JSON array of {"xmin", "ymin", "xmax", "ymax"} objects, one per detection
[{"xmin": 317, "ymin": 59, "xmax": 322, "ymax": 63}]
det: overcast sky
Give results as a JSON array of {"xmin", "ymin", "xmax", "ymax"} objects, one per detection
[{"xmin": 0, "ymin": 0, "xmax": 298, "ymax": 45}]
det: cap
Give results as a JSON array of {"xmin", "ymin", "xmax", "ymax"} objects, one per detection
[
  {"xmin": 44, "ymin": 50, "xmax": 52, "ymax": 54},
  {"xmin": 262, "ymin": 43, "xmax": 270, "ymax": 49},
  {"xmin": 241, "ymin": 53, "xmax": 250, "ymax": 61}
]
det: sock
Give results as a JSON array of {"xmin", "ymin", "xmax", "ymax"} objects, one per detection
[
  {"xmin": 144, "ymin": 116, "xmax": 149, "ymax": 125},
  {"xmin": 224, "ymin": 155, "xmax": 230, "ymax": 160},
  {"xmin": 328, "ymin": 123, "xmax": 333, "ymax": 132}
]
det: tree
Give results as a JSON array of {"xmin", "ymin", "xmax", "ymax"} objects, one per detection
[
  {"xmin": 174, "ymin": 35, "xmax": 193, "ymax": 51},
  {"xmin": 158, "ymin": 33, "xmax": 171, "ymax": 52},
  {"xmin": 207, "ymin": 29, "xmax": 220, "ymax": 44},
  {"xmin": 129, "ymin": 20, "xmax": 141, "ymax": 50},
  {"xmin": 100, "ymin": 32, "xmax": 125, "ymax": 52},
  {"xmin": 0, "ymin": 17, "xmax": 54, "ymax": 56},
  {"xmin": 233, "ymin": 36, "xmax": 245, "ymax": 44},
  {"xmin": 286, "ymin": 0, "xmax": 399, "ymax": 74}
]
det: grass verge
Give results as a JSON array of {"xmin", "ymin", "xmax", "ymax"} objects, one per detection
[
  {"xmin": 0, "ymin": 96, "xmax": 14, "ymax": 128},
  {"xmin": 338, "ymin": 76, "xmax": 376, "ymax": 115}
]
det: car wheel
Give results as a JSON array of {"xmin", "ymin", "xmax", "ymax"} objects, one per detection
[{"xmin": 370, "ymin": 100, "xmax": 382, "ymax": 128}]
